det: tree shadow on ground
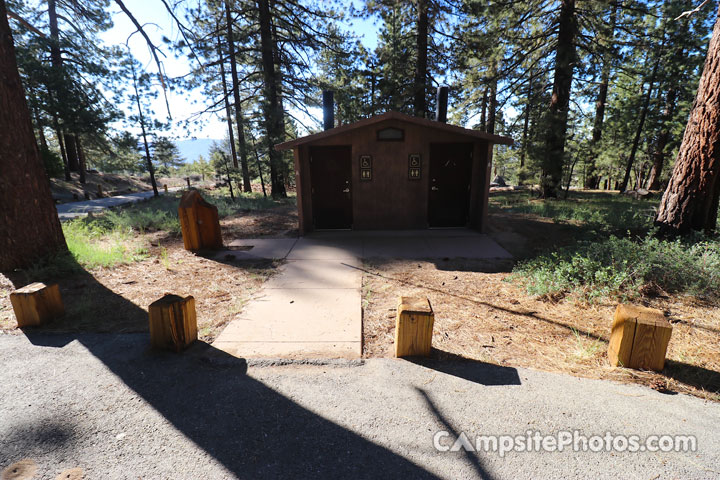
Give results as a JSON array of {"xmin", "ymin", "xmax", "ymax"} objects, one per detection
[
  {"xmin": 416, "ymin": 387, "xmax": 496, "ymax": 479},
  {"xmin": 404, "ymin": 350, "xmax": 521, "ymax": 386},
  {"xmin": 664, "ymin": 361, "xmax": 720, "ymax": 395},
  {"xmin": 4, "ymin": 259, "xmax": 446, "ymax": 478}
]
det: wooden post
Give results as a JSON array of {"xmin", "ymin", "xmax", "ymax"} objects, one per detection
[
  {"xmin": 148, "ymin": 294, "xmax": 197, "ymax": 352},
  {"xmin": 9, "ymin": 282, "xmax": 64, "ymax": 327},
  {"xmin": 395, "ymin": 296, "xmax": 434, "ymax": 357},
  {"xmin": 608, "ymin": 304, "xmax": 672, "ymax": 371},
  {"xmin": 163, "ymin": 184, "xmax": 168, "ymax": 193},
  {"xmin": 186, "ymin": 177, "xmax": 191, "ymax": 188},
  {"xmin": 97, "ymin": 184, "xmax": 103, "ymax": 198},
  {"xmin": 178, "ymin": 189, "xmax": 223, "ymax": 251}
]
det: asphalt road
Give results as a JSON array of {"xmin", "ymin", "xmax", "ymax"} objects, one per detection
[
  {"xmin": 55, "ymin": 188, "xmax": 177, "ymax": 220},
  {"xmin": 0, "ymin": 332, "xmax": 718, "ymax": 479}
]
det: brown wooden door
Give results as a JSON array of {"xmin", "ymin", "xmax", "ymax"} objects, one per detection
[
  {"xmin": 428, "ymin": 143, "xmax": 473, "ymax": 227},
  {"xmin": 310, "ymin": 145, "xmax": 353, "ymax": 229}
]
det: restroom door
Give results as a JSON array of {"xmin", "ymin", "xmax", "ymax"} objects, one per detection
[
  {"xmin": 428, "ymin": 143, "xmax": 473, "ymax": 227},
  {"xmin": 309, "ymin": 145, "xmax": 353, "ymax": 229}
]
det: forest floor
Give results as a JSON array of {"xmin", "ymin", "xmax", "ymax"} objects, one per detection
[
  {"xmin": 0, "ymin": 189, "xmax": 297, "ymax": 341},
  {"xmin": 362, "ymin": 190, "xmax": 720, "ymax": 401},
  {"xmin": 1, "ymin": 188, "xmax": 718, "ymax": 402}
]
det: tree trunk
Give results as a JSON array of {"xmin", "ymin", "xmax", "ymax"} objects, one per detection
[
  {"xmin": 0, "ymin": 0, "xmax": 66, "ymax": 270},
  {"xmin": 487, "ymin": 63, "xmax": 497, "ymax": 135},
  {"xmin": 520, "ymin": 71, "xmax": 532, "ymax": 170},
  {"xmin": 217, "ymin": 32, "xmax": 239, "ymax": 183},
  {"xmin": 656, "ymin": 7, "xmax": 720, "ymax": 234},
  {"xmin": 646, "ymin": 86, "xmax": 677, "ymax": 190},
  {"xmin": 257, "ymin": 0, "xmax": 286, "ymax": 198},
  {"xmin": 53, "ymin": 123, "xmax": 70, "ymax": 181},
  {"xmin": 76, "ymin": 136, "xmax": 87, "ymax": 184},
  {"xmin": 131, "ymin": 62, "xmax": 158, "ymax": 197},
  {"xmin": 32, "ymin": 102, "xmax": 48, "ymax": 151},
  {"xmin": 480, "ymin": 87, "xmax": 487, "ymax": 129},
  {"xmin": 64, "ymin": 133, "xmax": 79, "ymax": 171},
  {"xmin": 251, "ymin": 136, "xmax": 267, "ymax": 198},
  {"xmin": 225, "ymin": 1, "xmax": 252, "ymax": 192},
  {"xmin": 585, "ymin": 4, "xmax": 617, "ymax": 190},
  {"xmin": 413, "ymin": 0, "xmax": 428, "ymax": 118},
  {"xmin": 541, "ymin": 0, "xmax": 577, "ymax": 198},
  {"xmin": 619, "ymin": 48, "xmax": 661, "ymax": 193}
]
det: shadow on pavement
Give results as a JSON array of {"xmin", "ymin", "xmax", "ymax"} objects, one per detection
[
  {"xmin": 20, "ymin": 330, "xmax": 442, "ymax": 478},
  {"xmin": 6, "ymin": 253, "xmax": 444, "ymax": 479},
  {"xmin": 5, "ymin": 257, "xmax": 440, "ymax": 478},
  {"xmin": 416, "ymin": 388, "xmax": 496, "ymax": 480},
  {"xmin": 405, "ymin": 350, "xmax": 521, "ymax": 386}
]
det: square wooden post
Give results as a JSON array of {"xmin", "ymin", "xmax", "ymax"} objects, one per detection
[
  {"xmin": 608, "ymin": 304, "xmax": 672, "ymax": 371},
  {"xmin": 395, "ymin": 296, "xmax": 434, "ymax": 357},
  {"xmin": 178, "ymin": 190, "xmax": 223, "ymax": 251},
  {"xmin": 9, "ymin": 283, "xmax": 64, "ymax": 327},
  {"xmin": 148, "ymin": 294, "xmax": 198, "ymax": 352}
]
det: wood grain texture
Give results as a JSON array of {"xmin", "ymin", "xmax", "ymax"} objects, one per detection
[
  {"xmin": 148, "ymin": 294, "xmax": 197, "ymax": 352},
  {"xmin": 293, "ymin": 118, "xmax": 491, "ymax": 231},
  {"xmin": 395, "ymin": 296, "xmax": 434, "ymax": 357},
  {"xmin": 9, "ymin": 282, "xmax": 64, "ymax": 327},
  {"xmin": 608, "ymin": 304, "xmax": 672, "ymax": 371},
  {"xmin": 178, "ymin": 190, "xmax": 223, "ymax": 251}
]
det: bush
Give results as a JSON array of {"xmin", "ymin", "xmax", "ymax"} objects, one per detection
[{"xmin": 511, "ymin": 233, "xmax": 720, "ymax": 302}]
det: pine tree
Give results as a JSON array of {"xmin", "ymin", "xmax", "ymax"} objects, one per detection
[
  {"xmin": 655, "ymin": 4, "xmax": 720, "ymax": 233},
  {"xmin": 1, "ymin": 0, "xmax": 66, "ymax": 270}
]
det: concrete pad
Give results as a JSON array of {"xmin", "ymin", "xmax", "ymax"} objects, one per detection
[
  {"xmin": 225, "ymin": 238, "xmax": 297, "ymax": 259},
  {"xmin": 213, "ymin": 341, "xmax": 360, "ymax": 358},
  {"xmin": 363, "ymin": 237, "xmax": 434, "ymax": 258},
  {"xmin": 287, "ymin": 237, "xmax": 363, "ymax": 260},
  {"xmin": 213, "ymin": 285, "xmax": 361, "ymax": 358},
  {"xmin": 218, "ymin": 289, "xmax": 360, "ymax": 342},
  {"xmin": 424, "ymin": 235, "xmax": 513, "ymax": 259},
  {"xmin": 265, "ymin": 260, "xmax": 362, "ymax": 289}
]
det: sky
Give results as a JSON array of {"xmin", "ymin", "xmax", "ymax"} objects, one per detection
[{"xmin": 98, "ymin": 0, "xmax": 380, "ymax": 141}]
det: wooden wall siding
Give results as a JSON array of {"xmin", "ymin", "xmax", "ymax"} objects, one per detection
[{"xmin": 293, "ymin": 119, "xmax": 490, "ymax": 233}]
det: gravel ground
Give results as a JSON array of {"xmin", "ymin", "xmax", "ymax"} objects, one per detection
[{"xmin": 1, "ymin": 332, "xmax": 718, "ymax": 479}]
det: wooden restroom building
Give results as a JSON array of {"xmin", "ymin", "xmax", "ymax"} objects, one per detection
[{"xmin": 275, "ymin": 110, "xmax": 513, "ymax": 234}]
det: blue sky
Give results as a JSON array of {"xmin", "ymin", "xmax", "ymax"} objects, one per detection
[{"xmin": 99, "ymin": 0, "xmax": 379, "ymax": 141}]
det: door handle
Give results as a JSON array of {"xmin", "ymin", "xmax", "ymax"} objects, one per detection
[
  {"xmin": 342, "ymin": 188, "xmax": 350, "ymax": 193},
  {"xmin": 431, "ymin": 186, "xmax": 439, "ymax": 191}
]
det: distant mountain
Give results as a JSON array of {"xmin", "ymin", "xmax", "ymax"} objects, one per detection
[{"xmin": 176, "ymin": 139, "xmax": 221, "ymax": 163}]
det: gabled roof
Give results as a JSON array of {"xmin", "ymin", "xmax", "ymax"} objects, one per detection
[{"xmin": 274, "ymin": 111, "xmax": 514, "ymax": 150}]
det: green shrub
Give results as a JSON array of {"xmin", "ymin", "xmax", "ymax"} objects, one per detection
[{"xmin": 511, "ymin": 233, "xmax": 720, "ymax": 302}]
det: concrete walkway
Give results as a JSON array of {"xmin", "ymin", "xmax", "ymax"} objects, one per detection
[
  {"xmin": 56, "ymin": 188, "xmax": 177, "ymax": 220},
  {"xmin": 213, "ymin": 231, "xmax": 512, "ymax": 359}
]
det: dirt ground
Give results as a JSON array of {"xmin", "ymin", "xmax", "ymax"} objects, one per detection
[
  {"xmin": 0, "ymin": 207, "xmax": 297, "ymax": 342},
  {"xmin": 362, "ymin": 208, "xmax": 720, "ymax": 401}
]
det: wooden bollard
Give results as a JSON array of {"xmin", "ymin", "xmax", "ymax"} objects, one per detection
[
  {"xmin": 608, "ymin": 304, "xmax": 672, "ymax": 371},
  {"xmin": 148, "ymin": 294, "xmax": 197, "ymax": 352},
  {"xmin": 178, "ymin": 190, "xmax": 223, "ymax": 251},
  {"xmin": 163, "ymin": 184, "xmax": 168, "ymax": 193},
  {"xmin": 9, "ymin": 283, "xmax": 64, "ymax": 327},
  {"xmin": 395, "ymin": 296, "xmax": 434, "ymax": 357},
  {"xmin": 186, "ymin": 177, "xmax": 191, "ymax": 188},
  {"xmin": 97, "ymin": 184, "xmax": 103, "ymax": 197}
]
